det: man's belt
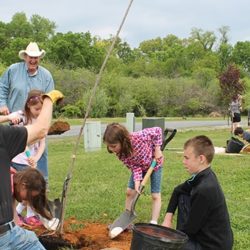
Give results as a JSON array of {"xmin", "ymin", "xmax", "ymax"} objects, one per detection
[{"xmin": 0, "ymin": 221, "xmax": 15, "ymax": 235}]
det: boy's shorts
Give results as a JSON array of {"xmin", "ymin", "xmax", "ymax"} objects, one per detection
[{"xmin": 127, "ymin": 167, "xmax": 162, "ymax": 193}]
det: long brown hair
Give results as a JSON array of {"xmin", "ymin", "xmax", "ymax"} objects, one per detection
[
  {"xmin": 14, "ymin": 168, "xmax": 52, "ymax": 220},
  {"xmin": 24, "ymin": 89, "xmax": 44, "ymax": 125},
  {"xmin": 103, "ymin": 123, "xmax": 133, "ymax": 158}
]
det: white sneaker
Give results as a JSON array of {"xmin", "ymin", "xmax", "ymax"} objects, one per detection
[{"xmin": 149, "ymin": 220, "xmax": 157, "ymax": 225}]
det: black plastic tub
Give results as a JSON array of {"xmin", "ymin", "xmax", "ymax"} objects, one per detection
[{"xmin": 130, "ymin": 223, "xmax": 188, "ymax": 250}]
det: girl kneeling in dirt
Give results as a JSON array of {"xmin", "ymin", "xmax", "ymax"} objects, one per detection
[
  {"xmin": 103, "ymin": 123, "xmax": 164, "ymax": 225},
  {"xmin": 11, "ymin": 167, "xmax": 52, "ymax": 226}
]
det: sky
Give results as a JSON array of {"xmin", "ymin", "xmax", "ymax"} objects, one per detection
[{"xmin": 1, "ymin": 0, "xmax": 250, "ymax": 48}]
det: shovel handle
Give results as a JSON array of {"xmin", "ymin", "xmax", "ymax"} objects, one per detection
[
  {"xmin": 131, "ymin": 160, "xmax": 157, "ymax": 213},
  {"xmin": 140, "ymin": 159, "xmax": 157, "ymax": 188}
]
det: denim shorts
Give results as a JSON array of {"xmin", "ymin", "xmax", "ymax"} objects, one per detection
[
  {"xmin": 11, "ymin": 162, "xmax": 28, "ymax": 172},
  {"xmin": 0, "ymin": 223, "xmax": 45, "ymax": 250},
  {"xmin": 128, "ymin": 167, "xmax": 162, "ymax": 193}
]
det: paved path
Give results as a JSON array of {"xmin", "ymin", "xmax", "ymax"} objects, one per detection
[{"xmin": 48, "ymin": 119, "xmax": 239, "ymax": 139}]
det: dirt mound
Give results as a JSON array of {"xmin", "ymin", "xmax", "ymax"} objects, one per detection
[
  {"xmin": 48, "ymin": 120, "xmax": 70, "ymax": 135},
  {"xmin": 208, "ymin": 111, "xmax": 222, "ymax": 117},
  {"xmin": 32, "ymin": 218, "xmax": 131, "ymax": 250}
]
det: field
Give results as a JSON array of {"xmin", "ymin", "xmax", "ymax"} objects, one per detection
[{"xmin": 46, "ymin": 127, "xmax": 250, "ymax": 249}]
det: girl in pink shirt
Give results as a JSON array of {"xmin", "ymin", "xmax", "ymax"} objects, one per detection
[{"xmin": 103, "ymin": 123, "xmax": 164, "ymax": 225}]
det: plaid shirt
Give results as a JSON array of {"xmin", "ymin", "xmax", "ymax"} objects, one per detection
[{"xmin": 119, "ymin": 127, "xmax": 163, "ymax": 181}]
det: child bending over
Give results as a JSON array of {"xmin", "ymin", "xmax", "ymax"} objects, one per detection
[{"xmin": 103, "ymin": 123, "xmax": 164, "ymax": 225}]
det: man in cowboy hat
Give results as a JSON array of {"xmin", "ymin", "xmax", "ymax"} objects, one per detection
[{"xmin": 0, "ymin": 42, "xmax": 54, "ymax": 192}]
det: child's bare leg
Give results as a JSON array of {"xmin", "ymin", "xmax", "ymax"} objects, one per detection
[
  {"xmin": 151, "ymin": 193, "xmax": 161, "ymax": 224},
  {"xmin": 125, "ymin": 187, "xmax": 137, "ymax": 211}
]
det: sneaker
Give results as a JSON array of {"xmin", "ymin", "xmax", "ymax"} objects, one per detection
[
  {"xmin": 149, "ymin": 220, "xmax": 158, "ymax": 225},
  {"xmin": 24, "ymin": 215, "xmax": 43, "ymax": 227}
]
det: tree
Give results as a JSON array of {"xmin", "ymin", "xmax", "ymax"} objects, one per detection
[
  {"xmin": 217, "ymin": 43, "xmax": 233, "ymax": 72},
  {"xmin": 30, "ymin": 15, "xmax": 56, "ymax": 42},
  {"xmin": 190, "ymin": 28, "xmax": 216, "ymax": 51},
  {"xmin": 0, "ymin": 38, "xmax": 31, "ymax": 65},
  {"xmin": 47, "ymin": 32, "xmax": 104, "ymax": 70},
  {"xmin": 6, "ymin": 12, "xmax": 32, "ymax": 39},
  {"xmin": 0, "ymin": 21, "xmax": 8, "ymax": 51},
  {"xmin": 218, "ymin": 26, "xmax": 230, "ymax": 44},
  {"xmin": 232, "ymin": 41, "xmax": 250, "ymax": 72},
  {"xmin": 218, "ymin": 64, "xmax": 245, "ymax": 112}
]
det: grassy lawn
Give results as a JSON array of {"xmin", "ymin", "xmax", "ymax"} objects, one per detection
[{"xmin": 47, "ymin": 127, "xmax": 250, "ymax": 249}]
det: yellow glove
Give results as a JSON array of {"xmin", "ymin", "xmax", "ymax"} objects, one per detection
[{"xmin": 43, "ymin": 90, "xmax": 64, "ymax": 104}]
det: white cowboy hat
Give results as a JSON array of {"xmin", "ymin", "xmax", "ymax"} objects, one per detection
[{"xmin": 19, "ymin": 42, "xmax": 46, "ymax": 59}]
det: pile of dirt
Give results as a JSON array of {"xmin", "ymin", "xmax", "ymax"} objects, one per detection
[
  {"xmin": 208, "ymin": 111, "xmax": 222, "ymax": 117},
  {"xmin": 32, "ymin": 218, "xmax": 132, "ymax": 250},
  {"xmin": 48, "ymin": 120, "xmax": 70, "ymax": 135}
]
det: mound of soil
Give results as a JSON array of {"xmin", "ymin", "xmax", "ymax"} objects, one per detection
[
  {"xmin": 33, "ymin": 218, "xmax": 132, "ymax": 250},
  {"xmin": 48, "ymin": 121, "xmax": 70, "ymax": 135}
]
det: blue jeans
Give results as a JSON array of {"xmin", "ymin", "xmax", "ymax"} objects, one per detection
[
  {"xmin": 128, "ymin": 167, "xmax": 162, "ymax": 193},
  {"xmin": 11, "ymin": 162, "xmax": 28, "ymax": 171},
  {"xmin": 0, "ymin": 223, "xmax": 45, "ymax": 250},
  {"xmin": 37, "ymin": 143, "xmax": 48, "ymax": 184}
]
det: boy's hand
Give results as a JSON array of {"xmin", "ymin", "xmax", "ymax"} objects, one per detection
[
  {"xmin": 43, "ymin": 90, "xmax": 64, "ymax": 104},
  {"xmin": 162, "ymin": 212, "xmax": 174, "ymax": 228}
]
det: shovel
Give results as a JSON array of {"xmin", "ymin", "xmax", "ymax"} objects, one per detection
[
  {"xmin": 109, "ymin": 160, "xmax": 157, "ymax": 239},
  {"xmin": 109, "ymin": 127, "xmax": 177, "ymax": 239}
]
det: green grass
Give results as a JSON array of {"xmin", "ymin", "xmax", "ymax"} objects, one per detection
[{"xmin": 47, "ymin": 128, "xmax": 250, "ymax": 250}]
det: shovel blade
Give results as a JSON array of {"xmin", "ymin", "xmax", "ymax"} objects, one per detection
[
  {"xmin": 47, "ymin": 198, "xmax": 62, "ymax": 219},
  {"xmin": 109, "ymin": 210, "xmax": 136, "ymax": 238}
]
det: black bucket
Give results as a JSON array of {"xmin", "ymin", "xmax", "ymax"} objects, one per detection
[
  {"xmin": 226, "ymin": 137, "xmax": 244, "ymax": 153},
  {"xmin": 130, "ymin": 223, "xmax": 188, "ymax": 250}
]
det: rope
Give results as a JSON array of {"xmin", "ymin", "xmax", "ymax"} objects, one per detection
[{"xmin": 57, "ymin": 0, "xmax": 135, "ymax": 234}]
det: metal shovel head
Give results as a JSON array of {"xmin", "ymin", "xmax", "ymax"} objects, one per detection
[
  {"xmin": 47, "ymin": 198, "xmax": 62, "ymax": 219},
  {"xmin": 109, "ymin": 210, "xmax": 136, "ymax": 239}
]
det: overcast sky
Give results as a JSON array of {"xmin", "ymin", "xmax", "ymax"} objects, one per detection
[{"xmin": 1, "ymin": 0, "xmax": 250, "ymax": 48}]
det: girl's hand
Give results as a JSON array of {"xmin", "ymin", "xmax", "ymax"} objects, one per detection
[
  {"xmin": 135, "ymin": 180, "xmax": 141, "ymax": 194},
  {"xmin": 8, "ymin": 113, "xmax": 22, "ymax": 125},
  {"xmin": 154, "ymin": 145, "xmax": 163, "ymax": 160},
  {"xmin": 27, "ymin": 157, "xmax": 37, "ymax": 168}
]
